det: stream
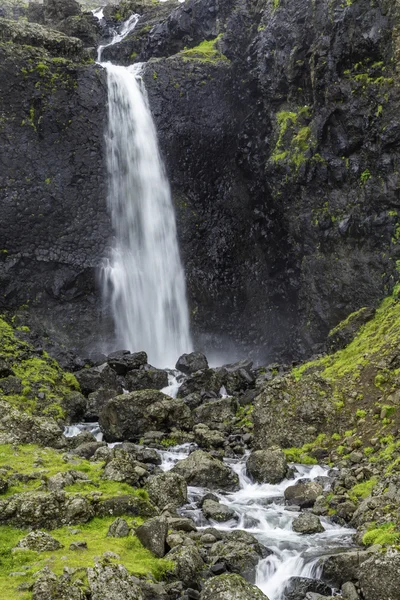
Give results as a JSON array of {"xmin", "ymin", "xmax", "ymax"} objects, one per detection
[{"xmin": 65, "ymin": 421, "xmax": 355, "ymax": 600}]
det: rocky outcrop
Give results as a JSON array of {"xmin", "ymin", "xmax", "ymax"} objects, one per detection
[{"xmin": 200, "ymin": 573, "xmax": 269, "ymax": 600}]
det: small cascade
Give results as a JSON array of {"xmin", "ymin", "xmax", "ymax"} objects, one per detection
[{"xmin": 96, "ymin": 13, "xmax": 192, "ymax": 367}]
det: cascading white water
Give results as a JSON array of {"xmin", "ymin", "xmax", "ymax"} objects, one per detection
[{"xmin": 97, "ymin": 15, "xmax": 192, "ymax": 367}]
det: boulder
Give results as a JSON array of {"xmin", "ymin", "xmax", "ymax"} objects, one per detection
[
  {"xmin": 101, "ymin": 450, "xmax": 149, "ymax": 487},
  {"xmin": 15, "ymin": 531, "xmax": 62, "ymax": 552},
  {"xmin": 71, "ymin": 441, "xmax": 106, "ymax": 459},
  {"xmin": 284, "ymin": 482, "xmax": 323, "ymax": 508},
  {"xmin": 87, "ymin": 562, "xmax": 144, "ymax": 600},
  {"xmin": 166, "ymin": 545, "xmax": 205, "ymax": 586},
  {"xmin": 32, "ymin": 567, "xmax": 85, "ymax": 600},
  {"xmin": 246, "ymin": 447, "xmax": 289, "ymax": 484},
  {"xmin": 86, "ymin": 388, "xmax": 117, "ymax": 420},
  {"xmin": 208, "ymin": 531, "xmax": 268, "ymax": 583},
  {"xmin": 75, "ymin": 363, "xmax": 119, "ymax": 396},
  {"xmin": 136, "ymin": 516, "xmax": 168, "ymax": 558},
  {"xmin": 193, "ymin": 397, "xmax": 237, "ymax": 432},
  {"xmin": 47, "ymin": 470, "xmax": 89, "ymax": 492},
  {"xmin": 283, "ymin": 577, "xmax": 332, "ymax": 600},
  {"xmin": 0, "ymin": 400, "xmax": 65, "ymax": 448},
  {"xmin": 194, "ymin": 424, "xmax": 225, "ymax": 449},
  {"xmin": 107, "ymin": 350, "xmax": 148, "ymax": 375},
  {"xmin": 178, "ymin": 368, "xmax": 225, "ymax": 399},
  {"xmin": 320, "ymin": 549, "xmax": 377, "ymax": 587},
  {"xmin": 107, "ymin": 517, "xmax": 130, "ymax": 538},
  {"xmin": 145, "ymin": 471, "xmax": 187, "ymax": 509},
  {"xmin": 125, "ymin": 366, "xmax": 168, "ymax": 392},
  {"xmin": 172, "ymin": 450, "xmax": 239, "ymax": 491},
  {"xmin": 99, "ymin": 390, "xmax": 192, "ymax": 442},
  {"xmin": 341, "ymin": 582, "xmax": 359, "ymax": 600},
  {"xmin": 0, "ymin": 357, "xmax": 13, "ymax": 378},
  {"xmin": 292, "ymin": 513, "xmax": 324, "ymax": 534},
  {"xmin": 95, "ymin": 495, "xmax": 157, "ymax": 519},
  {"xmin": 221, "ymin": 360, "xmax": 256, "ymax": 394},
  {"xmin": 200, "ymin": 573, "xmax": 269, "ymax": 600},
  {"xmin": 61, "ymin": 391, "xmax": 87, "ymax": 423},
  {"xmin": 358, "ymin": 553, "xmax": 400, "ymax": 600},
  {"xmin": 202, "ymin": 499, "xmax": 237, "ymax": 522},
  {"xmin": 176, "ymin": 352, "xmax": 208, "ymax": 374}
]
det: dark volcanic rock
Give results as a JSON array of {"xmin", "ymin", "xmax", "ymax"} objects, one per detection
[
  {"xmin": 283, "ymin": 577, "xmax": 332, "ymax": 600},
  {"xmin": 99, "ymin": 390, "xmax": 192, "ymax": 442},
  {"xmin": 176, "ymin": 351, "xmax": 209, "ymax": 374}
]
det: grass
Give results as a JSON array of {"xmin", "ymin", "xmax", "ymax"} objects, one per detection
[
  {"xmin": 0, "ymin": 444, "xmax": 148, "ymax": 499},
  {"xmin": 178, "ymin": 36, "xmax": 228, "ymax": 63},
  {"xmin": 0, "ymin": 517, "xmax": 174, "ymax": 599},
  {"xmin": 363, "ymin": 522, "xmax": 400, "ymax": 547}
]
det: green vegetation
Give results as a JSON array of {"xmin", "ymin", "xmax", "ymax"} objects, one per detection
[
  {"xmin": 0, "ymin": 517, "xmax": 173, "ymax": 599},
  {"xmin": 283, "ymin": 434, "xmax": 328, "ymax": 465},
  {"xmin": 270, "ymin": 106, "xmax": 315, "ymax": 170},
  {"xmin": 363, "ymin": 522, "xmax": 400, "ymax": 547},
  {"xmin": 235, "ymin": 405, "xmax": 254, "ymax": 429},
  {"xmin": 360, "ymin": 168, "xmax": 371, "ymax": 184},
  {"xmin": 0, "ymin": 317, "xmax": 79, "ymax": 418},
  {"xmin": 348, "ymin": 477, "xmax": 377, "ymax": 502},
  {"xmin": 178, "ymin": 36, "xmax": 228, "ymax": 63}
]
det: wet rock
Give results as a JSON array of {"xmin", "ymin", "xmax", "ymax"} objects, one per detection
[
  {"xmin": 145, "ymin": 471, "xmax": 187, "ymax": 509},
  {"xmin": 284, "ymin": 482, "xmax": 323, "ymax": 508},
  {"xmin": 166, "ymin": 545, "xmax": 205, "ymax": 586},
  {"xmin": 292, "ymin": 513, "xmax": 324, "ymax": 534},
  {"xmin": 61, "ymin": 391, "xmax": 87, "ymax": 423},
  {"xmin": 178, "ymin": 369, "xmax": 224, "ymax": 399},
  {"xmin": 358, "ymin": 553, "xmax": 400, "ymax": 600},
  {"xmin": 125, "ymin": 366, "xmax": 168, "ymax": 392},
  {"xmin": 202, "ymin": 499, "xmax": 237, "ymax": 522},
  {"xmin": 107, "ymin": 517, "xmax": 130, "ymax": 538},
  {"xmin": 320, "ymin": 549, "xmax": 377, "ymax": 587},
  {"xmin": 246, "ymin": 447, "xmax": 289, "ymax": 484},
  {"xmin": 200, "ymin": 573, "xmax": 269, "ymax": 600},
  {"xmin": 86, "ymin": 388, "xmax": 117, "ymax": 420},
  {"xmin": 32, "ymin": 566, "xmax": 85, "ymax": 600},
  {"xmin": 171, "ymin": 450, "xmax": 239, "ymax": 491},
  {"xmin": 136, "ymin": 516, "xmax": 168, "ymax": 558},
  {"xmin": 283, "ymin": 577, "xmax": 332, "ymax": 600},
  {"xmin": 87, "ymin": 562, "xmax": 144, "ymax": 600},
  {"xmin": 99, "ymin": 390, "xmax": 192, "ymax": 442},
  {"xmin": 176, "ymin": 352, "xmax": 208, "ymax": 374},
  {"xmin": 15, "ymin": 531, "xmax": 63, "ymax": 552}
]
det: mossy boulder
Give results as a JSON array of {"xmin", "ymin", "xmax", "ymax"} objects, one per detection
[
  {"xmin": 32, "ymin": 566, "xmax": 85, "ymax": 600},
  {"xmin": 0, "ymin": 400, "xmax": 65, "ymax": 448},
  {"xmin": 15, "ymin": 531, "xmax": 63, "ymax": 552},
  {"xmin": 87, "ymin": 563, "xmax": 145, "ymax": 600},
  {"xmin": 246, "ymin": 447, "xmax": 289, "ymax": 484},
  {"xmin": 136, "ymin": 516, "xmax": 168, "ymax": 558},
  {"xmin": 145, "ymin": 471, "xmax": 187, "ymax": 510}
]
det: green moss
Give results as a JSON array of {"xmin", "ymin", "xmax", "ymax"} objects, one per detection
[
  {"xmin": 360, "ymin": 168, "xmax": 372, "ymax": 184},
  {"xmin": 270, "ymin": 106, "xmax": 314, "ymax": 171},
  {"xmin": 160, "ymin": 437, "xmax": 178, "ymax": 448},
  {"xmin": 363, "ymin": 522, "xmax": 400, "ymax": 546},
  {"xmin": 356, "ymin": 409, "xmax": 367, "ymax": 418},
  {"xmin": 348, "ymin": 477, "xmax": 377, "ymax": 502},
  {"xmin": 0, "ymin": 317, "xmax": 78, "ymax": 418},
  {"xmin": 178, "ymin": 35, "xmax": 228, "ymax": 63}
]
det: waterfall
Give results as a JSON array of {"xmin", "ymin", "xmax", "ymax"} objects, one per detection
[{"xmin": 98, "ymin": 19, "xmax": 192, "ymax": 367}]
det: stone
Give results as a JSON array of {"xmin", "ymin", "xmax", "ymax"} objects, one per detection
[
  {"xmin": 75, "ymin": 363, "xmax": 119, "ymax": 396},
  {"xmin": 178, "ymin": 369, "xmax": 225, "ymax": 399},
  {"xmin": 71, "ymin": 441, "xmax": 106, "ymax": 459},
  {"xmin": 107, "ymin": 517, "xmax": 130, "ymax": 538},
  {"xmin": 125, "ymin": 366, "xmax": 168, "ymax": 392},
  {"xmin": 166, "ymin": 545, "xmax": 204, "ymax": 586},
  {"xmin": 69, "ymin": 540, "xmax": 87, "ymax": 550},
  {"xmin": 136, "ymin": 517, "xmax": 168, "ymax": 558},
  {"xmin": 202, "ymin": 499, "xmax": 237, "ymax": 522},
  {"xmin": 168, "ymin": 517, "xmax": 198, "ymax": 532},
  {"xmin": 0, "ymin": 476, "xmax": 8, "ymax": 495},
  {"xmin": 358, "ymin": 553, "xmax": 400, "ymax": 600},
  {"xmin": 171, "ymin": 450, "xmax": 239, "ymax": 491},
  {"xmin": 200, "ymin": 573, "xmax": 269, "ymax": 600},
  {"xmin": 193, "ymin": 424, "xmax": 225, "ymax": 449},
  {"xmin": 341, "ymin": 582, "xmax": 359, "ymax": 600},
  {"xmin": 176, "ymin": 352, "xmax": 208, "ymax": 374},
  {"xmin": 145, "ymin": 471, "xmax": 188, "ymax": 509},
  {"xmin": 284, "ymin": 482, "xmax": 323, "ymax": 508},
  {"xmin": 208, "ymin": 530, "xmax": 269, "ymax": 583},
  {"xmin": 193, "ymin": 397, "xmax": 237, "ymax": 432},
  {"xmin": 292, "ymin": 513, "xmax": 324, "ymax": 534},
  {"xmin": 15, "ymin": 531, "xmax": 62, "ymax": 553},
  {"xmin": 32, "ymin": 566, "xmax": 85, "ymax": 600},
  {"xmin": 107, "ymin": 351, "xmax": 148, "ymax": 375},
  {"xmin": 99, "ymin": 390, "xmax": 192, "ymax": 442},
  {"xmin": 0, "ymin": 400, "xmax": 65, "ymax": 448},
  {"xmin": 87, "ymin": 563, "xmax": 144, "ymax": 600},
  {"xmin": 101, "ymin": 450, "xmax": 149, "ymax": 487},
  {"xmin": 246, "ymin": 447, "xmax": 288, "ymax": 484},
  {"xmin": 320, "ymin": 549, "xmax": 377, "ymax": 587},
  {"xmin": 282, "ymin": 577, "xmax": 332, "ymax": 600}
]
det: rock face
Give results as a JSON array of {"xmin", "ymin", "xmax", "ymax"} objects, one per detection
[
  {"xmin": 246, "ymin": 448, "xmax": 289, "ymax": 484},
  {"xmin": 99, "ymin": 390, "xmax": 192, "ymax": 441},
  {"xmin": 171, "ymin": 450, "xmax": 239, "ymax": 491},
  {"xmin": 200, "ymin": 573, "xmax": 269, "ymax": 600}
]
